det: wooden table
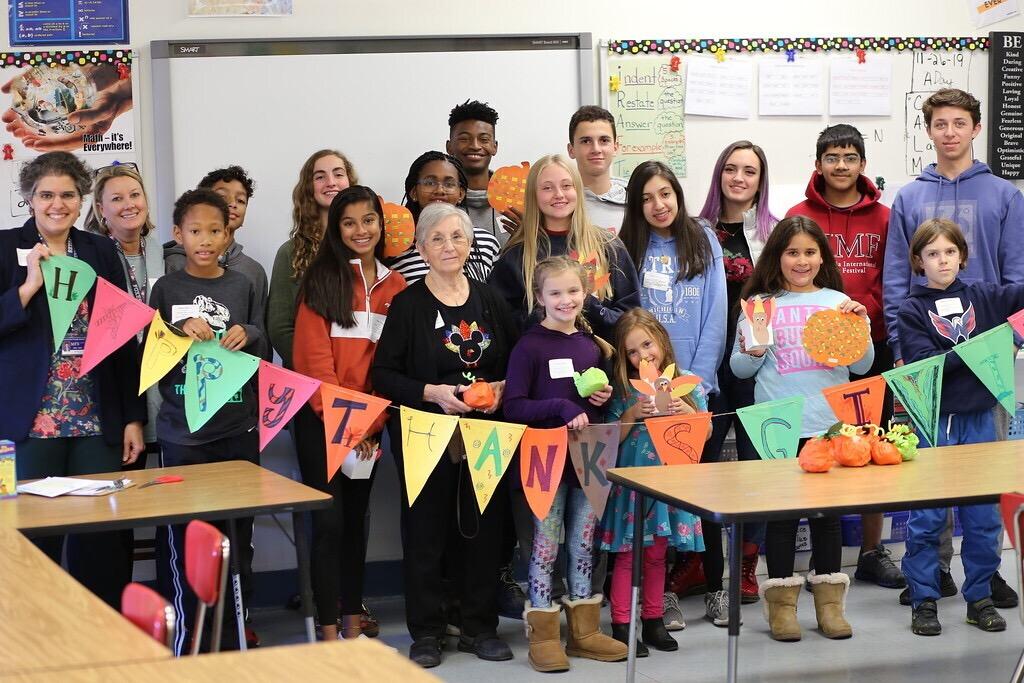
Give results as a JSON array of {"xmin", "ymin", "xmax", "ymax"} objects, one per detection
[
  {"xmin": 2, "ymin": 640, "xmax": 440, "ymax": 682},
  {"xmin": 0, "ymin": 525, "xmax": 170, "ymax": 677},
  {"xmin": 608, "ymin": 441, "xmax": 1024, "ymax": 683},
  {"xmin": 1, "ymin": 461, "xmax": 331, "ymax": 650}
]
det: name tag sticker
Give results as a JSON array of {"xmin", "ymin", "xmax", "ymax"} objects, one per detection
[
  {"xmin": 935, "ymin": 297, "xmax": 964, "ymax": 317},
  {"xmin": 435, "ymin": 311, "xmax": 444, "ymax": 329},
  {"xmin": 171, "ymin": 304, "xmax": 200, "ymax": 322},
  {"xmin": 62, "ymin": 335, "xmax": 86, "ymax": 356},
  {"xmin": 642, "ymin": 270, "xmax": 672, "ymax": 291},
  {"xmin": 548, "ymin": 358, "xmax": 575, "ymax": 379},
  {"xmin": 16, "ymin": 248, "xmax": 30, "ymax": 266}
]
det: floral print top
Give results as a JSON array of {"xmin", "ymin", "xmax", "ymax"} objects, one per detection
[{"xmin": 30, "ymin": 299, "xmax": 101, "ymax": 438}]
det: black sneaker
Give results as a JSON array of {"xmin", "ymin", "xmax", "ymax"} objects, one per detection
[
  {"xmin": 496, "ymin": 565, "xmax": 526, "ymax": 619},
  {"xmin": 855, "ymin": 545, "xmax": 907, "ymax": 588},
  {"xmin": 911, "ymin": 599, "xmax": 941, "ymax": 636},
  {"xmin": 899, "ymin": 570, "xmax": 958, "ymax": 606},
  {"xmin": 991, "ymin": 572, "xmax": 1019, "ymax": 609},
  {"xmin": 410, "ymin": 636, "xmax": 443, "ymax": 668},
  {"xmin": 966, "ymin": 597, "xmax": 1007, "ymax": 632},
  {"xmin": 457, "ymin": 633, "xmax": 513, "ymax": 661}
]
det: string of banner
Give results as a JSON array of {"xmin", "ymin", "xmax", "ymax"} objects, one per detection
[{"xmin": 47, "ymin": 255, "xmax": 1022, "ymax": 522}]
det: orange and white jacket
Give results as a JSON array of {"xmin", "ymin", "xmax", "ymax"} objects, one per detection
[{"xmin": 293, "ymin": 259, "xmax": 406, "ymax": 428}]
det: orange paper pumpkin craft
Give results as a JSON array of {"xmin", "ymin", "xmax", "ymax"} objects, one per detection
[
  {"xmin": 864, "ymin": 425, "xmax": 902, "ymax": 465},
  {"xmin": 487, "ymin": 162, "xmax": 530, "ymax": 214},
  {"xmin": 629, "ymin": 360, "xmax": 701, "ymax": 415},
  {"xmin": 798, "ymin": 436, "xmax": 834, "ymax": 473},
  {"xmin": 461, "ymin": 372, "xmax": 495, "ymax": 411},
  {"xmin": 569, "ymin": 250, "xmax": 612, "ymax": 295},
  {"xmin": 802, "ymin": 309, "xmax": 870, "ymax": 367},
  {"xmin": 829, "ymin": 423, "xmax": 872, "ymax": 467},
  {"xmin": 379, "ymin": 198, "xmax": 415, "ymax": 259}
]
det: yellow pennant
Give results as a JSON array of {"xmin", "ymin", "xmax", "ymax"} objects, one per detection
[
  {"xmin": 139, "ymin": 311, "xmax": 193, "ymax": 395},
  {"xmin": 400, "ymin": 406, "xmax": 459, "ymax": 507},
  {"xmin": 460, "ymin": 418, "xmax": 527, "ymax": 513}
]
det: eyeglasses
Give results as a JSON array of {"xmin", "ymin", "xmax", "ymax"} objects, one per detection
[
  {"xmin": 93, "ymin": 161, "xmax": 139, "ymax": 178},
  {"xmin": 418, "ymin": 178, "xmax": 461, "ymax": 192},
  {"xmin": 33, "ymin": 191, "xmax": 81, "ymax": 202},
  {"xmin": 426, "ymin": 233, "xmax": 470, "ymax": 250},
  {"xmin": 821, "ymin": 154, "xmax": 862, "ymax": 166}
]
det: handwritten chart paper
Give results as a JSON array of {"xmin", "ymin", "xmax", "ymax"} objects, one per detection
[
  {"xmin": 685, "ymin": 58, "xmax": 752, "ymax": 119},
  {"xmin": 830, "ymin": 55, "xmax": 893, "ymax": 116},
  {"xmin": 758, "ymin": 57, "xmax": 825, "ymax": 116}
]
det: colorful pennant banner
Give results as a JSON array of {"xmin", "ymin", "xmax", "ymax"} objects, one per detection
[
  {"xmin": 737, "ymin": 396, "xmax": 805, "ymax": 460},
  {"xmin": 568, "ymin": 423, "xmax": 620, "ymax": 520},
  {"xmin": 647, "ymin": 412, "xmax": 712, "ymax": 465},
  {"xmin": 78, "ymin": 276, "xmax": 155, "ymax": 376},
  {"xmin": 258, "ymin": 361, "xmax": 321, "ymax": 452},
  {"xmin": 321, "ymin": 384, "xmax": 391, "ymax": 482},
  {"xmin": 138, "ymin": 311, "xmax": 192, "ymax": 394},
  {"xmin": 520, "ymin": 426, "xmax": 568, "ymax": 521},
  {"xmin": 953, "ymin": 323, "xmax": 1016, "ymax": 415},
  {"xmin": 882, "ymin": 356, "xmax": 944, "ymax": 448},
  {"xmin": 400, "ymin": 406, "xmax": 460, "ymax": 507},
  {"xmin": 822, "ymin": 375, "xmax": 887, "ymax": 427},
  {"xmin": 184, "ymin": 340, "xmax": 260, "ymax": 433},
  {"xmin": 460, "ymin": 418, "xmax": 527, "ymax": 513},
  {"xmin": 40, "ymin": 254, "xmax": 96, "ymax": 350}
]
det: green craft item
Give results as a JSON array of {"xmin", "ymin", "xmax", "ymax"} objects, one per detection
[
  {"xmin": 953, "ymin": 323, "xmax": 1016, "ymax": 414},
  {"xmin": 184, "ymin": 339, "xmax": 260, "ymax": 433},
  {"xmin": 40, "ymin": 254, "xmax": 96, "ymax": 350},
  {"xmin": 882, "ymin": 355, "xmax": 944, "ymax": 448},
  {"xmin": 574, "ymin": 367, "xmax": 609, "ymax": 398},
  {"xmin": 736, "ymin": 396, "xmax": 805, "ymax": 460}
]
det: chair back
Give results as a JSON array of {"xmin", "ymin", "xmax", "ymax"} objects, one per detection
[
  {"xmin": 121, "ymin": 582, "xmax": 175, "ymax": 649},
  {"xmin": 184, "ymin": 519, "xmax": 230, "ymax": 654}
]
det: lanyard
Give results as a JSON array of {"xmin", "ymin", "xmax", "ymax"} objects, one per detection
[
  {"xmin": 37, "ymin": 232, "xmax": 76, "ymax": 258},
  {"xmin": 110, "ymin": 236, "xmax": 146, "ymax": 302}
]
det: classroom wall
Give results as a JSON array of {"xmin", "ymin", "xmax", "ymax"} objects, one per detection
[{"xmin": 6, "ymin": 1, "xmax": 1022, "ymax": 570}]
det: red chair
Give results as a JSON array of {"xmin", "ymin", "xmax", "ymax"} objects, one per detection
[
  {"xmin": 121, "ymin": 582, "xmax": 175, "ymax": 648},
  {"xmin": 999, "ymin": 492, "xmax": 1024, "ymax": 683},
  {"xmin": 185, "ymin": 519, "xmax": 231, "ymax": 655}
]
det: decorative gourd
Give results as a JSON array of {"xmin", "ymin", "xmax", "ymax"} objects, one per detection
[
  {"xmin": 379, "ymin": 198, "xmax": 415, "ymax": 259},
  {"xmin": 574, "ymin": 367, "xmax": 609, "ymax": 398},
  {"xmin": 886, "ymin": 423, "xmax": 920, "ymax": 461},
  {"xmin": 798, "ymin": 436, "xmax": 835, "ymax": 473},
  {"xmin": 860, "ymin": 424, "xmax": 902, "ymax": 465},
  {"xmin": 487, "ymin": 162, "xmax": 530, "ymax": 214},
  {"xmin": 829, "ymin": 423, "xmax": 872, "ymax": 467},
  {"xmin": 461, "ymin": 373, "xmax": 495, "ymax": 411}
]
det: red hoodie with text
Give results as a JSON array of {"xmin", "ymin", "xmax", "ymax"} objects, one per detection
[{"xmin": 786, "ymin": 173, "xmax": 889, "ymax": 341}]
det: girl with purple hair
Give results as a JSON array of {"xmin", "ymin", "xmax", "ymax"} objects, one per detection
[{"xmin": 666, "ymin": 141, "xmax": 778, "ymax": 626}]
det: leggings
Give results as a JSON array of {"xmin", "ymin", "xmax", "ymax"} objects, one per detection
[
  {"xmin": 765, "ymin": 516, "xmax": 842, "ymax": 578},
  {"xmin": 610, "ymin": 536, "xmax": 668, "ymax": 623},
  {"xmin": 529, "ymin": 484, "xmax": 596, "ymax": 607}
]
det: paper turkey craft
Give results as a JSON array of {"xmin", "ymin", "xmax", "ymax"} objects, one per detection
[
  {"xmin": 739, "ymin": 295, "xmax": 776, "ymax": 351},
  {"xmin": 569, "ymin": 250, "xmax": 611, "ymax": 295},
  {"xmin": 630, "ymin": 360, "xmax": 701, "ymax": 415}
]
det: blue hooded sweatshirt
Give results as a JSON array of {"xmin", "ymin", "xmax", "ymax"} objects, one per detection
[
  {"xmin": 883, "ymin": 160, "xmax": 1024, "ymax": 361},
  {"xmin": 637, "ymin": 222, "xmax": 727, "ymax": 395},
  {"xmin": 897, "ymin": 278, "xmax": 1024, "ymax": 415}
]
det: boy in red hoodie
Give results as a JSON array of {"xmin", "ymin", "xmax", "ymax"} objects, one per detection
[{"xmin": 786, "ymin": 124, "xmax": 902, "ymax": 590}]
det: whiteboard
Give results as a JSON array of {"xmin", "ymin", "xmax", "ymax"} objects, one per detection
[
  {"xmin": 601, "ymin": 47, "xmax": 990, "ymax": 216},
  {"xmin": 150, "ymin": 34, "xmax": 592, "ymax": 272}
]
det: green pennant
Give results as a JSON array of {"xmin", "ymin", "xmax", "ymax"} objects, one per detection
[
  {"xmin": 184, "ymin": 339, "xmax": 260, "ymax": 433},
  {"xmin": 736, "ymin": 396, "xmax": 805, "ymax": 460},
  {"xmin": 882, "ymin": 355, "xmax": 944, "ymax": 448},
  {"xmin": 953, "ymin": 323, "xmax": 1016, "ymax": 414},
  {"xmin": 40, "ymin": 254, "xmax": 96, "ymax": 350}
]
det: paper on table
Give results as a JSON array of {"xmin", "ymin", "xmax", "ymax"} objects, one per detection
[
  {"xmin": 829, "ymin": 55, "xmax": 892, "ymax": 116},
  {"xmin": 758, "ymin": 57, "xmax": 825, "ymax": 116},
  {"xmin": 341, "ymin": 449, "xmax": 376, "ymax": 480},
  {"xmin": 685, "ymin": 57, "xmax": 752, "ymax": 119},
  {"xmin": 18, "ymin": 477, "xmax": 132, "ymax": 497}
]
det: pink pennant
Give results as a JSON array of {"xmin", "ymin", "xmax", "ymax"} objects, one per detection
[
  {"xmin": 258, "ymin": 360, "xmax": 321, "ymax": 452},
  {"xmin": 1008, "ymin": 308, "xmax": 1024, "ymax": 339},
  {"xmin": 78, "ymin": 277, "xmax": 155, "ymax": 377}
]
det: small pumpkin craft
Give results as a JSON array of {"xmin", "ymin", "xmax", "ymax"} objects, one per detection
[
  {"xmin": 487, "ymin": 162, "xmax": 530, "ymax": 214},
  {"xmin": 798, "ymin": 436, "xmax": 835, "ymax": 473},
  {"xmin": 828, "ymin": 422, "xmax": 872, "ymax": 467},
  {"xmin": 460, "ymin": 372, "xmax": 495, "ymax": 411},
  {"xmin": 802, "ymin": 309, "xmax": 870, "ymax": 368},
  {"xmin": 862, "ymin": 425, "xmax": 902, "ymax": 465},
  {"xmin": 379, "ymin": 198, "xmax": 415, "ymax": 259},
  {"xmin": 885, "ymin": 423, "xmax": 920, "ymax": 461},
  {"xmin": 573, "ymin": 367, "xmax": 609, "ymax": 398}
]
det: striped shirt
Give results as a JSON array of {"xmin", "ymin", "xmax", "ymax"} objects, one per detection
[{"xmin": 389, "ymin": 227, "xmax": 500, "ymax": 284}]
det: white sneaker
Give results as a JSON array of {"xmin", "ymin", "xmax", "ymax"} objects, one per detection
[
  {"xmin": 663, "ymin": 592, "xmax": 686, "ymax": 631},
  {"xmin": 705, "ymin": 590, "xmax": 739, "ymax": 628}
]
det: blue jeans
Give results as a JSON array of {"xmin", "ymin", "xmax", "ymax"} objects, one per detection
[
  {"xmin": 529, "ymin": 484, "xmax": 596, "ymax": 607},
  {"xmin": 902, "ymin": 411, "xmax": 1002, "ymax": 607}
]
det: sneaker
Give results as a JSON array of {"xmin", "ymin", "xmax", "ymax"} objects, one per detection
[
  {"xmin": 667, "ymin": 551, "xmax": 707, "ymax": 597},
  {"xmin": 496, "ymin": 565, "xmax": 527, "ymax": 619},
  {"xmin": 662, "ymin": 592, "xmax": 685, "ymax": 631},
  {"xmin": 409, "ymin": 636, "xmax": 442, "ymax": 668},
  {"xmin": 966, "ymin": 597, "xmax": 1007, "ymax": 632},
  {"xmin": 740, "ymin": 542, "xmax": 760, "ymax": 604},
  {"xmin": 704, "ymin": 589, "xmax": 737, "ymax": 627},
  {"xmin": 855, "ymin": 545, "xmax": 907, "ymax": 588},
  {"xmin": 359, "ymin": 604, "xmax": 379, "ymax": 638},
  {"xmin": 911, "ymin": 599, "xmax": 941, "ymax": 636},
  {"xmin": 991, "ymin": 572, "xmax": 1019, "ymax": 609},
  {"xmin": 899, "ymin": 570, "xmax": 958, "ymax": 606}
]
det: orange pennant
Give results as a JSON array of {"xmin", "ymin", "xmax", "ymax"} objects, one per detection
[
  {"xmin": 822, "ymin": 375, "xmax": 886, "ymax": 426},
  {"xmin": 646, "ymin": 412, "xmax": 712, "ymax": 465},
  {"xmin": 519, "ymin": 427, "xmax": 568, "ymax": 520},
  {"xmin": 320, "ymin": 384, "xmax": 390, "ymax": 482}
]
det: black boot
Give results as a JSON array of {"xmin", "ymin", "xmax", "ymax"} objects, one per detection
[
  {"xmin": 641, "ymin": 618, "xmax": 679, "ymax": 651},
  {"xmin": 610, "ymin": 623, "xmax": 648, "ymax": 657}
]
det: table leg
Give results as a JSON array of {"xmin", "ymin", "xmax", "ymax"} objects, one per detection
[
  {"xmin": 227, "ymin": 518, "xmax": 248, "ymax": 652},
  {"xmin": 727, "ymin": 521, "xmax": 743, "ymax": 683},
  {"xmin": 625, "ymin": 491, "xmax": 644, "ymax": 683},
  {"xmin": 293, "ymin": 511, "xmax": 316, "ymax": 643}
]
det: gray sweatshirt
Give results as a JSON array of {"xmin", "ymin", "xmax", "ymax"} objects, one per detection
[{"xmin": 583, "ymin": 176, "xmax": 628, "ymax": 234}]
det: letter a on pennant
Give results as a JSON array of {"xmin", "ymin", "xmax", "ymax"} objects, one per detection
[
  {"xmin": 400, "ymin": 406, "xmax": 460, "ymax": 506},
  {"xmin": 320, "ymin": 383, "xmax": 390, "ymax": 482},
  {"xmin": 460, "ymin": 418, "xmax": 526, "ymax": 513},
  {"xmin": 519, "ymin": 426, "xmax": 567, "ymax": 520}
]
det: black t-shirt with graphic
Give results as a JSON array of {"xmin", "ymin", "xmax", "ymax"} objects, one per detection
[{"xmin": 434, "ymin": 285, "xmax": 502, "ymax": 388}]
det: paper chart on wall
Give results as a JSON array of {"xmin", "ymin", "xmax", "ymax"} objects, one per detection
[
  {"xmin": 684, "ymin": 57, "xmax": 752, "ymax": 119},
  {"xmin": 758, "ymin": 57, "xmax": 825, "ymax": 116},
  {"xmin": 830, "ymin": 55, "xmax": 893, "ymax": 116}
]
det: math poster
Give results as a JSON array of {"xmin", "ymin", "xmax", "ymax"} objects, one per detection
[
  {"xmin": 0, "ymin": 50, "xmax": 137, "ymax": 220},
  {"xmin": 607, "ymin": 54, "xmax": 687, "ymax": 180}
]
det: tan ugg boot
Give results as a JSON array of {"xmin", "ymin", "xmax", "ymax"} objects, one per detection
[
  {"xmin": 760, "ymin": 576, "xmax": 804, "ymax": 642},
  {"xmin": 524, "ymin": 602, "xmax": 569, "ymax": 672},
  {"xmin": 809, "ymin": 572, "xmax": 853, "ymax": 639},
  {"xmin": 561, "ymin": 594, "xmax": 627, "ymax": 662}
]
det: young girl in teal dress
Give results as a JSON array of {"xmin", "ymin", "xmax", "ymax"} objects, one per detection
[{"xmin": 601, "ymin": 308, "xmax": 707, "ymax": 654}]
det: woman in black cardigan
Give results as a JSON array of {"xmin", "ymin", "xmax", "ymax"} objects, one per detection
[
  {"xmin": 0, "ymin": 152, "xmax": 145, "ymax": 607},
  {"xmin": 372, "ymin": 202, "xmax": 518, "ymax": 669}
]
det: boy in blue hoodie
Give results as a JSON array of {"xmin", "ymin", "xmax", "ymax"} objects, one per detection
[
  {"xmin": 884, "ymin": 88, "xmax": 1023, "ymax": 608},
  {"xmin": 897, "ymin": 218, "xmax": 1024, "ymax": 636}
]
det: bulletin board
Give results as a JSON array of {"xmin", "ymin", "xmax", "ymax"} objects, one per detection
[{"xmin": 600, "ymin": 37, "xmax": 993, "ymax": 214}]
